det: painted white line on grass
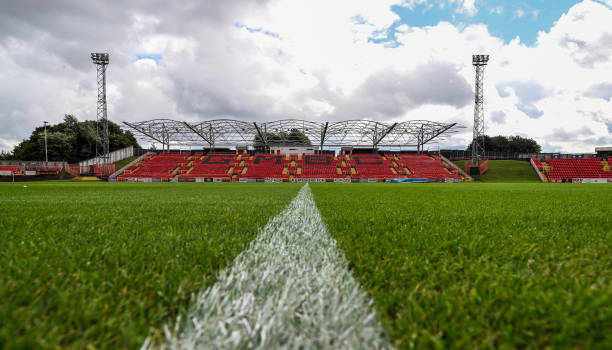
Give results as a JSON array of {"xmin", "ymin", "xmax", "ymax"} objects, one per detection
[{"xmin": 150, "ymin": 184, "xmax": 392, "ymax": 349}]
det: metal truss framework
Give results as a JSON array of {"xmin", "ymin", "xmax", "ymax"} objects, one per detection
[
  {"xmin": 472, "ymin": 54, "xmax": 489, "ymax": 166},
  {"xmin": 91, "ymin": 53, "xmax": 110, "ymax": 163},
  {"xmin": 123, "ymin": 118, "xmax": 463, "ymax": 151}
]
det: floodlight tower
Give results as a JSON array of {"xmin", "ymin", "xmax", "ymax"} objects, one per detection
[
  {"xmin": 471, "ymin": 54, "xmax": 489, "ymax": 170},
  {"xmin": 91, "ymin": 53, "xmax": 110, "ymax": 163}
]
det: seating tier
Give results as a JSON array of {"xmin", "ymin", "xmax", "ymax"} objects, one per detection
[
  {"xmin": 120, "ymin": 153, "xmax": 188, "ymax": 179},
  {"xmin": 119, "ymin": 152, "xmax": 463, "ymax": 181},
  {"xmin": 542, "ymin": 158, "xmax": 611, "ymax": 179}
]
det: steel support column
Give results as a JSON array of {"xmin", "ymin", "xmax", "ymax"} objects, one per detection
[
  {"xmin": 472, "ymin": 54, "xmax": 489, "ymax": 166},
  {"xmin": 91, "ymin": 53, "xmax": 110, "ymax": 163}
]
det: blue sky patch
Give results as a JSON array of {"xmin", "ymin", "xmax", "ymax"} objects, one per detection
[
  {"xmin": 371, "ymin": 0, "xmax": 581, "ymax": 46},
  {"xmin": 234, "ymin": 23, "xmax": 282, "ymax": 40},
  {"xmin": 135, "ymin": 53, "xmax": 162, "ymax": 62}
]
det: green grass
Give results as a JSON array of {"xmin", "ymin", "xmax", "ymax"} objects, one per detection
[
  {"xmin": 113, "ymin": 155, "xmax": 141, "ymax": 172},
  {"xmin": 3, "ymin": 181, "xmax": 611, "ymax": 349},
  {"xmin": 452, "ymin": 159, "xmax": 539, "ymax": 182},
  {"xmin": 311, "ymin": 183, "xmax": 612, "ymax": 349},
  {"xmin": 0, "ymin": 182, "xmax": 301, "ymax": 349}
]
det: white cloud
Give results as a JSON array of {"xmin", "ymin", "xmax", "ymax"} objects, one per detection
[
  {"xmin": 594, "ymin": 0, "xmax": 612, "ymax": 8},
  {"xmin": 0, "ymin": 0, "xmax": 611, "ymax": 153},
  {"xmin": 490, "ymin": 6, "xmax": 503, "ymax": 15},
  {"xmin": 514, "ymin": 9, "xmax": 526, "ymax": 18},
  {"xmin": 402, "ymin": 0, "xmax": 428, "ymax": 11},
  {"xmin": 453, "ymin": 0, "xmax": 478, "ymax": 17}
]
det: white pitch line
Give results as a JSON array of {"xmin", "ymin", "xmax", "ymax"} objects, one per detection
[{"xmin": 149, "ymin": 184, "xmax": 392, "ymax": 349}]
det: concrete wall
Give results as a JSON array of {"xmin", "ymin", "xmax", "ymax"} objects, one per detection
[{"xmin": 269, "ymin": 146, "xmax": 319, "ymax": 155}]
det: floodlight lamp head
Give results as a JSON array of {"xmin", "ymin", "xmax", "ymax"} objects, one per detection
[
  {"xmin": 472, "ymin": 54, "xmax": 489, "ymax": 66},
  {"xmin": 91, "ymin": 52, "xmax": 109, "ymax": 65}
]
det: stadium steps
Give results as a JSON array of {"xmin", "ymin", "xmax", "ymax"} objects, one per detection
[{"xmin": 538, "ymin": 168, "xmax": 548, "ymax": 182}]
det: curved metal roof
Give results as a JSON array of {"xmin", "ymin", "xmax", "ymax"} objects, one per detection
[{"xmin": 123, "ymin": 118, "xmax": 463, "ymax": 149}]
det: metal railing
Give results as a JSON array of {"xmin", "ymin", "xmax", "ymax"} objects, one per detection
[
  {"xmin": 440, "ymin": 150, "xmax": 602, "ymax": 160},
  {"xmin": 78, "ymin": 146, "xmax": 135, "ymax": 166},
  {"xmin": 0, "ymin": 160, "xmax": 67, "ymax": 169}
]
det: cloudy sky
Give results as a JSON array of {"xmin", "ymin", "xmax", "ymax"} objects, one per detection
[{"xmin": 1, "ymin": 0, "xmax": 611, "ymax": 152}]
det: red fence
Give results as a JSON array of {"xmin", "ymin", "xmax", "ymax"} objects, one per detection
[
  {"xmin": 66, "ymin": 164, "xmax": 115, "ymax": 177},
  {"xmin": 464, "ymin": 159, "xmax": 489, "ymax": 176}
]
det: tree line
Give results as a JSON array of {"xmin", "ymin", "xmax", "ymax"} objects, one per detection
[
  {"xmin": 253, "ymin": 129, "xmax": 312, "ymax": 151},
  {"xmin": 0, "ymin": 115, "xmax": 139, "ymax": 163},
  {"xmin": 467, "ymin": 135, "xmax": 541, "ymax": 154}
]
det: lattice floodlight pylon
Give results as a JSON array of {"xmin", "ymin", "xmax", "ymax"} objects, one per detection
[
  {"xmin": 91, "ymin": 53, "xmax": 110, "ymax": 163},
  {"xmin": 123, "ymin": 118, "xmax": 463, "ymax": 151},
  {"xmin": 472, "ymin": 54, "xmax": 489, "ymax": 166}
]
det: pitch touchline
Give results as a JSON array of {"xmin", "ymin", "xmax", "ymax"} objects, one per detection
[{"xmin": 147, "ymin": 184, "xmax": 392, "ymax": 349}]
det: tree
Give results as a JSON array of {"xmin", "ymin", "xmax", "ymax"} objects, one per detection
[
  {"xmin": 489, "ymin": 135, "xmax": 510, "ymax": 152},
  {"xmin": 11, "ymin": 115, "xmax": 140, "ymax": 162},
  {"xmin": 285, "ymin": 129, "xmax": 312, "ymax": 146},
  {"xmin": 254, "ymin": 128, "xmax": 312, "ymax": 150},
  {"xmin": 0, "ymin": 150, "xmax": 13, "ymax": 160},
  {"xmin": 507, "ymin": 135, "xmax": 541, "ymax": 153},
  {"xmin": 467, "ymin": 135, "xmax": 541, "ymax": 154}
]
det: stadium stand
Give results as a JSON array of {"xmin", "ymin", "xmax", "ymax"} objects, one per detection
[
  {"xmin": 533, "ymin": 157, "xmax": 612, "ymax": 182},
  {"xmin": 241, "ymin": 154, "xmax": 289, "ymax": 179},
  {"xmin": 119, "ymin": 153, "xmax": 188, "ymax": 180},
  {"xmin": 0, "ymin": 166, "xmax": 20, "ymax": 173},
  {"xmin": 0, "ymin": 164, "xmax": 70, "ymax": 181},
  {"xmin": 532, "ymin": 158, "xmax": 543, "ymax": 171},
  {"xmin": 117, "ymin": 152, "xmax": 466, "ymax": 182},
  {"xmin": 295, "ymin": 155, "xmax": 345, "ymax": 179},
  {"xmin": 179, "ymin": 154, "xmax": 235, "ymax": 180},
  {"xmin": 347, "ymin": 154, "xmax": 396, "ymax": 179},
  {"xmin": 396, "ymin": 154, "xmax": 462, "ymax": 180}
]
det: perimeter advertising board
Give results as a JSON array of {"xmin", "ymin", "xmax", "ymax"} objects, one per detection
[
  {"xmin": 291, "ymin": 178, "xmax": 326, "ymax": 183},
  {"xmin": 385, "ymin": 178, "xmax": 429, "ymax": 183},
  {"xmin": 580, "ymin": 179, "xmax": 608, "ymax": 184}
]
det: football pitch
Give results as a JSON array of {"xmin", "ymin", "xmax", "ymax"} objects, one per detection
[{"xmin": 1, "ymin": 182, "xmax": 611, "ymax": 349}]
